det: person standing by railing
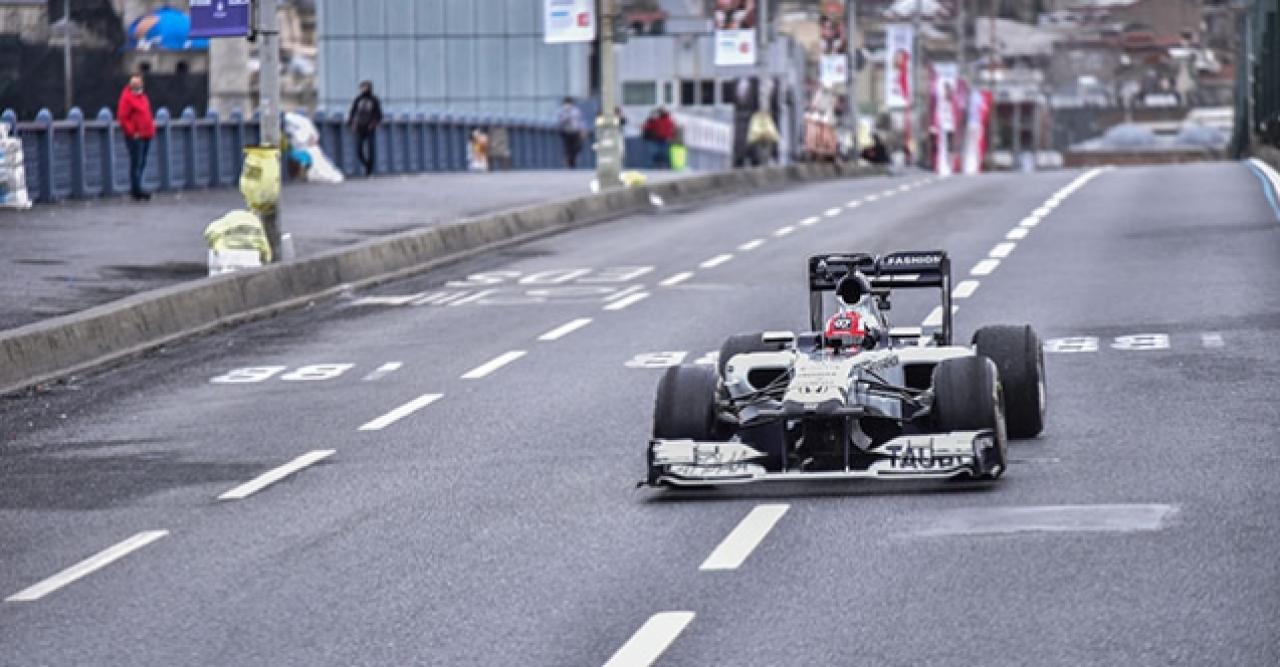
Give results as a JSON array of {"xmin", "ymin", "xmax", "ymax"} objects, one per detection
[
  {"xmin": 557, "ymin": 97, "xmax": 585, "ymax": 168},
  {"xmin": 347, "ymin": 80, "xmax": 383, "ymax": 176},
  {"xmin": 116, "ymin": 73, "xmax": 155, "ymax": 201}
]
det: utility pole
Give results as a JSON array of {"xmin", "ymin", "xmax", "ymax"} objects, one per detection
[
  {"xmin": 758, "ymin": 0, "xmax": 770, "ymax": 111},
  {"xmin": 987, "ymin": 0, "xmax": 999, "ymax": 166},
  {"xmin": 62, "ymin": 0, "xmax": 73, "ymax": 114},
  {"xmin": 847, "ymin": 0, "xmax": 860, "ymax": 158},
  {"xmin": 257, "ymin": 0, "xmax": 283, "ymax": 258},
  {"xmin": 912, "ymin": 0, "xmax": 922, "ymax": 167},
  {"xmin": 956, "ymin": 0, "xmax": 966, "ymax": 81},
  {"xmin": 595, "ymin": 0, "xmax": 623, "ymax": 189}
]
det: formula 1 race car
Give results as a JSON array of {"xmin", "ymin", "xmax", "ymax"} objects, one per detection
[{"xmin": 644, "ymin": 250, "xmax": 1046, "ymax": 487}]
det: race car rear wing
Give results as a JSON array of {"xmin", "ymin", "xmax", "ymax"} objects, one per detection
[{"xmin": 808, "ymin": 251, "xmax": 953, "ymax": 345}]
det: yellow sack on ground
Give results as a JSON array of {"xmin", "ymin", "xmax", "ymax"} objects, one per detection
[
  {"xmin": 620, "ymin": 170, "xmax": 647, "ymax": 187},
  {"xmin": 204, "ymin": 209, "xmax": 272, "ymax": 265},
  {"xmin": 240, "ymin": 146, "xmax": 281, "ymax": 211},
  {"xmin": 670, "ymin": 144, "xmax": 687, "ymax": 171}
]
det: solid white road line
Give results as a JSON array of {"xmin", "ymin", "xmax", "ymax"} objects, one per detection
[
  {"xmin": 738, "ymin": 239, "xmax": 766, "ymax": 251},
  {"xmin": 1006, "ymin": 227, "xmax": 1030, "ymax": 240},
  {"xmin": 922, "ymin": 305, "xmax": 959, "ymax": 328},
  {"xmin": 604, "ymin": 292, "xmax": 651, "ymax": 311},
  {"xmin": 952, "ymin": 280, "xmax": 980, "ymax": 299},
  {"xmin": 6, "ymin": 531, "xmax": 169, "ymax": 602},
  {"xmin": 799, "ymin": 216, "xmax": 821, "ymax": 226},
  {"xmin": 1033, "ymin": 206, "xmax": 1053, "ymax": 217},
  {"xmin": 971, "ymin": 258, "xmax": 1000, "ymax": 276},
  {"xmin": 538, "ymin": 318, "xmax": 593, "ymax": 341},
  {"xmin": 462, "ymin": 351, "xmax": 527, "ymax": 379},
  {"xmin": 447, "ymin": 289, "xmax": 498, "ymax": 307},
  {"xmin": 824, "ymin": 207, "xmax": 843, "ymax": 217},
  {"xmin": 361, "ymin": 362, "xmax": 403, "ymax": 382},
  {"xmin": 359, "ymin": 393, "xmax": 444, "ymax": 431},
  {"xmin": 1201, "ymin": 332, "xmax": 1225, "ymax": 348},
  {"xmin": 659, "ymin": 272, "xmax": 695, "ymax": 287},
  {"xmin": 700, "ymin": 254, "xmax": 733, "ymax": 269},
  {"xmin": 218, "ymin": 450, "xmax": 335, "ymax": 501},
  {"xmin": 603, "ymin": 612, "xmax": 696, "ymax": 667},
  {"xmin": 989, "ymin": 242, "xmax": 1017, "ymax": 258},
  {"xmin": 699, "ymin": 504, "xmax": 790, "ymax": 571},
  {"xmin": 774, "ymin": 225, "xmax": 796, "ymax": 237}
]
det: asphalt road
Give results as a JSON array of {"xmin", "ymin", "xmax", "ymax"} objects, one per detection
[{"xmin": 2, "ymin": 161, "xmax": 1279, "ymax": 666}]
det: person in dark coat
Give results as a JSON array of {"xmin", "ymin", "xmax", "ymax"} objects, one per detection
[{"xmin": 347, "ymin": 80, "xmax": 383, "ymax": 176}]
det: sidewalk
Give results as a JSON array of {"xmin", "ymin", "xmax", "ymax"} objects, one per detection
[{"xmin": 0, "ymin": 171, "xmax": 635, "ymax": 331}]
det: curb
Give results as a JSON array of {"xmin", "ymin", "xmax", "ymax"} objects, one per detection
[{"xmin": 0, "ymin": 163, "xmax": 886, "ymax": 396}]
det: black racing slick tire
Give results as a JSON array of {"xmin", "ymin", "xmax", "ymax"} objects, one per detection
[
  {"xmin": 717, "ymin": 332, "xmax": 782, "ymax": 378},
  {"xmin": 932, "ymin": 356, "xmax": 1008, "ymax": 479},
  {"xmin": 973, "ymin": 324, "xmax": 1046, "ymax": 439},
  {"xmin": 653, "ymin": 364, "xmax": 720, "ymax": 441}
]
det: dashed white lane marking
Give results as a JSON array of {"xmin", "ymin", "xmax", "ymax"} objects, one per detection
[
  {"xmin": 447, "ymin": 289, "xmax": 498, "ymax": 307},
  {"xmin": 218, "ymin": 450, "xmax": 335, "ymax": 501},
  {"xmin": 865, "ymin": 194, "xmax": 880, "ymax": 202},
  {"xmin": 604, "ymin": 292, "xmax": 651, "ymax": 311},
  {"xmin": 921, "ymin": 305, "xmax": 959, "ymax": 328},
  {"xmin": 361, "ymin": 362, "xmax": 402, "ymax": 382},
  {"xmin": 846, "ymin": 200, "xmax": 862, "ymax": 209},
  {"xmin": 538, "ymin": 318, "xmax": 593, "ymax": 341},
  {"xmin": 799, "ymin": 216, "xmax": 821, "ymax": 226},
  {"xmin": 603, "ymin": 612, "xmax": 696, "ymax": 667},
  {"xmin": 989, "ymin": 242, "xmax": 1017, "ymax": 258},
  {"xmin": 774, "ymin": 225, "xmax": 796, "ymax": 237},
  {"xmin": 824, "ymin": 207, "xmax": 843, "ymax": 217},
  {"xmin": 1201, "ymin": 332, "xmax": 1225, "ymax": 348},
  {"xmin": 6, "ymin": 531, "xmax": 169, "ymax": 602},
  {"xmin": 880, "ymin": 189, "xmax": 898, "ymax": 197},
  {"xmin": 604, "ymin": 284, "xmax": 645, "ymax": 301},
  {"xmin": 952, "ymin": 280, "xmax": 980, "ymax": 299},
  {"xmin": 971, "ymin": 259, "xmax": 1000, "ymax": 276},
  {"xmin": 1006, "ymin": 227, "xmax": 1030, "ymax": 240},
  {"xmin": 700, "ymin": 254, "xmax": 733, "ymax": 269},
  {"xmin": 461, "ymin": 351, "xmax": 528, "ymax": 379},
  {"xmin": 898, "ymin": 183, "xmax": 912, "ymax": 192},
  {"xmin": 699, "ymin": 504, "xmax": 790, "ymax": 571},
  {"xmin": 359, "ymin": 393, "xmax": 444, "ymax": 431},
  {"xmin": 659, "ymin": 272, "xmax": 695, "ymax": 287},
  {"xmin": 738, "ymin": 239, "xmax": 766, "ymax": 251},
  {"xmin": 1019, "ymin": 215, "xmax": 1042, "ymax": 228}
]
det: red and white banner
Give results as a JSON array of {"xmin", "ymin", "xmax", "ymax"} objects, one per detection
[{"xmin": 962, "ymin": 89, "xmax": 992, "ymax": 175}]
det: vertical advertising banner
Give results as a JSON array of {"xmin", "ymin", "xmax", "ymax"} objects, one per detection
[
  {"xmin": 932, "ymin": 62, "xmax": 958, "ymax": 176},
  {"xmin": 963, "ymin": 89, "xmax": 992, "ymax": 175},
  {"xmin": 883, "ymin": 23, "xmax": 913, "ymax": 109},
  {"xmin": 544, "ymin": 0, "xmax": 596, "ymax": 44},
  {"xmin": 189, "ymin": 0, "xmax": 251, "ymax": 38},
  {"xmin": 818, "ymin": 1, "xmax": 849, "ymax": 88},
  {"xmin": 714, "ymin": 0, "xmax": 758, "ymax": 66}
]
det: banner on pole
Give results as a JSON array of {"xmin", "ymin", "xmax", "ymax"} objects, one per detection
[
  {"xmin": 189, "ymin": 0, "xmax": 251, "ymax": 38},
  {"xmin": 544, "ymin": 0, "xmax": 596, "ymax": 44},
  {"xmin": 818, "ymin": 1, "xmax": 849, "ymax": 87},
  {"xmin": 884, "ymin": 23, "xmax": 913, "ymax": 109},
  {"xmin": 714, "ymin": 1, "xmax": 757, "ymax": 66},
  {"xmin": 962, "ymin": 89, "xmax": 992, "ymax": 175}
]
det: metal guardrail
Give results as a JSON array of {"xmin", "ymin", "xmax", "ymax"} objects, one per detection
[{"xmin": 0, "ymin": 107, "xmax": 568, "ymax": 204}]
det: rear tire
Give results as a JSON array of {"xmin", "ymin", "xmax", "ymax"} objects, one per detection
[
  {"xmin": 718, "ymin": 332, "xmax": 782, "ymax": 378},
  {"xmin": 932, "ymin": 356, "xmax": 1007, "ymax": 479},
  {"xmin": 973, "ymin": 325, "xmax": 1045, "ymax": 438}
]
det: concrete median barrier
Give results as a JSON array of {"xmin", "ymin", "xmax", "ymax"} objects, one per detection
[{"xmin": 0, "ymin": 163, "xmax": 885, "ymax": 395}]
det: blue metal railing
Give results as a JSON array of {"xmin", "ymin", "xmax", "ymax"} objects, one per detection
[{"xmin": 0, "ymin": 107, "xmax": 566, "ymax": 204}]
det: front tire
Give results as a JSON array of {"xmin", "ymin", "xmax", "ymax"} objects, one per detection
[
  {"xmin": 973, "ymin": 325, "xmax": 1046, "ymax": 438},
  {"xmin": 717, "ymin": 332, "xmax": 783, "ymax": 378},
  {"xmin": 651, "ymin": 364, "xmax": 723, "ymax": 486},
  {"xmin": 932, "ymin": 356, "xmax": 1008, "ymax": 479}
]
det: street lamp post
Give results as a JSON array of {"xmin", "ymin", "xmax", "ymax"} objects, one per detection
[
  {"xmin": 257, "ymin": 0, "xmax": 283, "ymax": 259},
  {"xmin": 595, "ymin": 0, "xmax": 623, "ymax": 189},
  {"xmin": 847, "ymin": 0, "xmax": 860, "ymax": 158}
]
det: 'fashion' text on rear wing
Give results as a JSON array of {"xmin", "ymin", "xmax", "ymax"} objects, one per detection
[{"xmin": 807, "ymin": 251, "xmax": 953, "ymax": 345}]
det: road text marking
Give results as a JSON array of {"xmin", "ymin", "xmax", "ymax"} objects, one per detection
[
  {"xmin": 1201, "ymin": 332, "xmax": 1225, "ymax": 348},
  {"xmin": 358, "ymin": 393, "xmax": 444, "ymax": 431},
  {"xmin": 361, "ymin": 362, "xmax": 403, "ymax": 382},
  {"xmin": 603, "ymin": 612, "xmax": 696, "ymax": 667},
  {"xmin": 6, "ymin": 531, "xmax": 169, "ymax": 602},
  {"xmin": 700, "ymin": 504, "xmax": 790, "ymax": 571},
  {"xmin": 218, "ymin": 450, "xmax": 335, "ymax": 501}
]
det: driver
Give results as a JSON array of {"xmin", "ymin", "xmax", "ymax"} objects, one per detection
[{"xmin": 823, "ymin": 272, "xmax": 886, "ymax": 352}]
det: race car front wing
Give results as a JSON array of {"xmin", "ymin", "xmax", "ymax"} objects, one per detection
[{"xmin": 644, "ymin": 431, "xmax": 1001, "ymax": 486}]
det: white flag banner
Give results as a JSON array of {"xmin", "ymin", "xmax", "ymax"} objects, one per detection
[
  {"xmin": 820, "ymin": 54, "xmax": 849, "ymax": 88},
  {"xmin": 715, "ymin": 29, "xmax": 758, "ymax": 66},
  {"xmin": 884, "ymin": 23, "xmax": 913, "ymax": 109},
  {"xmin": 544, "ymin": 0, "xmax": 595, "ymax": 44}
]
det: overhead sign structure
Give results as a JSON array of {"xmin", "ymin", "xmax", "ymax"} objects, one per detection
[
  {"xmin": 188, "ymin": 0, "xmax": 251, "ymax": 38},
  {"xmin": 714, "ymin": 0, "xmax": 758, "ymax": 66},
  {"xmin": 544, "ymin": 0, "xmax": 596, "ymax": 44}
]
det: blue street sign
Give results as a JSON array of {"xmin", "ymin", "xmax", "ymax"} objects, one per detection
[{"xmin": 189, "ymin": 0, "xmax": 251, "ymax": 38}]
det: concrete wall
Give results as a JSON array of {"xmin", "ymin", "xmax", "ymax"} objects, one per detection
[{"xmin": 315, "ymin": 0, "xmax": 590, "ymax": 118}]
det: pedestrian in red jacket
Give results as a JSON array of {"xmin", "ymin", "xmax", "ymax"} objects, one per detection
[{"xmin": 117, "ymin": 74, "xmax": 156, "ymax": 200}]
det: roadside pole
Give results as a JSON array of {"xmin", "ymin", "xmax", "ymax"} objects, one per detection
[
  {"xmin": 62, "ymin": 0, "xmax": 73, "ymax": 114},
  {"xmin": 911, "ymin": 0, "xmax": 922, "ymax": 167},
  {"xmin": 758, "ymin": 0, "xmax": 770, "ymax": 111},
  {"xmin": 257, "ymin": 0, "xmax": 283, "ymax": 259},
  {"xmin": 594, "ymin": 0, "xmax": 623, "ymax": 189},
  {"xmin": 847, "ymin": 0, "xmax": 860, "ymax": 158}
]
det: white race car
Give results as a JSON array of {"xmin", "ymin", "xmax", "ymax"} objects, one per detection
[{"xmin": 644, "ymin": 251, "xmax": 1046, "ymax": 487}]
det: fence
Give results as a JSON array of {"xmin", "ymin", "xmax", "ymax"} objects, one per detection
[{"xmin": 0, "ymin": 107, "xmax": 568, "ymax": 204}]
